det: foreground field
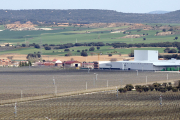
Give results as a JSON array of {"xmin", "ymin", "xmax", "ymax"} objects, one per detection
[
  {"xmin": 0, "ymin": 91, "xmax": 180, "ymax": 119},
  {"xmin": 0, "ymin": 68, "xmax": 179, "ymax": 101},
  {"xmin": 0, "ymin": 68, "xmax": 180, "ymax": 119}
]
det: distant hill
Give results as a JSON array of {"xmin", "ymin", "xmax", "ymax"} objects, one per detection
[
  {"xmin": 148, "ymin": 11, "xmax": 170, "ymax": 14},
  {"xmin": 0, "ymin": 9, "xmax": 180, "ymax": 24}
]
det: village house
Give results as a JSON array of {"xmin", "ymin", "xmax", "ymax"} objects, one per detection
[
  {"xmin": 81, "ymin": 62, "xmax": 94, "ymax": 69},
  {"xmin": 55, "ymin": 60, "xmax": 63, "ymax": 67},
  {"xmin": 63, "ymin": 61, "xmax": 82, "ymax": 68},
  {"xmin": 0, "ymin": 59, "xmax": 19, "ymax": 67}
]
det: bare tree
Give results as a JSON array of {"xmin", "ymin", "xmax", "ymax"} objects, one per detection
[{"xmin": 7, "ymin": 56, "xmax": 13, "ymax": 60}]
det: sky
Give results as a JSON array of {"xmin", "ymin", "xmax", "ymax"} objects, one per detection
[{"xmin": 1, "ymin": 0, "xmax": 180, "ymax": 13}]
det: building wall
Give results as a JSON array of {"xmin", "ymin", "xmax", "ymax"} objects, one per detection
[
  {"xmin": 64, "ymin": 63, "xmax": 81, "ymax": 67},
  {"xmin": 99, "ymin": 61, "xmax": 162, "ymax": 71},
  {"xmin": 147, "ymin": 50, "xmax": 158, "ymax": 61},
  {"xmin": 72, "ymin": 63, "xmax": 81, "ymax": 67},
  {"xmin": 134, "ymin": 50, "xmax": 158, "ymax": 61},
  {"xmin": 134, "ymin": 50, "xmax": 148, "ymax": 61}
]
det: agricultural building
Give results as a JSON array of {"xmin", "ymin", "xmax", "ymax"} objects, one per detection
[
  {"xmin": 99, "ymin": 50, "xmax": 180, "ymax": 71},
  {"xmin": 55, "ymin": 60, "xmax": 62, "ymax": 67},
  {"xmin": 63, "ymin": 61, "xmax": 81, "ymax": 68},
  {"xmin": 0, "ymin": 59, "xmax": 19, "ymax": 67},
  {"xmin": 52, "ymin": 59, "xmax": 58, "ymax": 63},
  {"xmin": 44, "ymin": 62, "xmax": 55, "ymax": 66},
  {"xmin": 82, "ymin": 62, "xmax": 94, "ymax": 69}
]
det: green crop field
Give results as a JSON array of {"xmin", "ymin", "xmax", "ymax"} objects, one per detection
[
  {"xmin": 0, "ymin": 25, "xmax": 4, "ymax": 30},
  {"xmin": 0, "ymin": 46, "xmax": 168, "ymax": 56},
  {"xmin": 0, "ymin": 24, "xmax": 180, "ymax": 56}
]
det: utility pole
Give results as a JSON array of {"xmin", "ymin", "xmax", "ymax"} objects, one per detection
[
  {"xmin": 39, "ymin": 38, "xmax": 43, "ymax": 62},
  {"xmin": 14, "ymin": 103, "xmax": 17, "ymax": 117},
  {"xmin": 159, "ymin": 94, "xmax": 162, "ymax": 105},
  {"xmin": 116, "ymin": 87, "xmax": 118, "ymax": 98}
]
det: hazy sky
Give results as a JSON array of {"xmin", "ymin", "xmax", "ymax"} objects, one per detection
[{"xmin": 1, "ymin": 0, "xmax": 180, "ymax": 13}]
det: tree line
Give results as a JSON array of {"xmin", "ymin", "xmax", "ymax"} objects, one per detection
[
  {"xmin": 118, "ymin": 81, "xmax": 180, "ymax": 93},
  {"xmin": 20, "ymin": 41, "xmax": 180, "ymax": 50}
]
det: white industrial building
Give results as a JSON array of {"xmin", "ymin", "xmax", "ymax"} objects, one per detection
[{"xmin": 99, "ymin": 50, "xmax": 180, "ymax": 71}]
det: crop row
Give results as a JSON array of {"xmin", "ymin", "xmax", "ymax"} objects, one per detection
[{"xmin": 0, "ymin": 91, "xmax": 180, "ymax": 119}]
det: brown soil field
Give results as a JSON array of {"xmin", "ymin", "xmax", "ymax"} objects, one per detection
[{"xmin": 0, "ymin": 54, "xmax": 131, "ymax": 62}]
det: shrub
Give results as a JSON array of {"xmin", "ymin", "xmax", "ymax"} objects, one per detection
[
  {"xmin": 137, "ymin": 89, "xmax": 143, "ymax": 93},
  {"xmin": 64, "ymin": 48, "xmax": 70, "ymax": 51},
  {"xmin": 77, "ymin": 50, "xmax": 80, "ymax": 52},
  {"xmin": 125, "ymin": 84, "xmax": 134, "ymax": 91},
  {"xmin": 118, "ymin": 88, "xmax": 124, "ymax": 93},
  {"xmin": 168, "ymin": 82, "xmax": 172, "ymax": 86},
  {"xmin": 142, "ymin": 86, "xmax": 149, "ymax": 92},
  {"xmin": 162, "ymin": 29, "xmax": 166, "ymax": 32},
  {"xmin": 167, "ymin": 86, "xmax": 172, "ymax": 91},
  {"xmin": 108, "ymin": 54, "xmax": 112, "ymax": 57},
  {"xmin": 172, "ymin": 87, "xmax": 178, "ymax": 92},
  {"xmin": 162, "ymin": 83, "xmax": 167, "ymax": 87},
  {"xmin": 155, "ymin": 87, "xmax": 159, "ymax": 91},
  {"xmin": 135, "ymin": 85, "xmax": 143, "ymax": 93},
  {"xmin": 153, "ymin": 83, "xmax": 161, "ymax": 88},
  {"xmin": 44, "ymin": 46, "xmax": 51, "ymax": 50},
  {"xmin": 34, "ymin": 44, "xmax": 40, "ymax": 49},
  {"xmin": 177, "ymin": 80, "xmax": 180, "ymax": 88},
  {"xmin": 159, "ymin": 87, "xmax": 167, "ymax": 93},
  {"xmin": 148, "ymin": 85, "xmax": 154, "ymax": 91},
  {"xmin": 81, "ymin": 51, "xmax": 88, "ymax": 57},
  {"xmin": 128, "ymin": 52, "xmax": 134, "ymax": 57},
  {"xmin": 89, "ymin": 47, "xmax": 95, "ymax": 51},
  {"xmin": 168, "ymin": 49, "xmax": 177, "ymax": 53},
  {"xmin": 22, "ymin": 44, "xmax": 26, "ymax": 47},
  {"xmin": 135, "ymin": 85, "xmax": 142, "ymax": 90},
  {"xmin": 65, "ymin": 54, "xmax": 70, "ymax": 56},
  {"xmin": 164, "ymin": 48, "xmax": 170, "ymax": 53},
  {"xmin": 5, "ymin": 44, "xmax": 9, "ymax": 46},
  {"xmin": 123, "ymin": 88, "xmax": 127, "ymax": 93}
]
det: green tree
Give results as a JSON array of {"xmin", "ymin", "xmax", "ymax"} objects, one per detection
[
  {"xmin": 97, "ymin": 46, "xmax": 100, "ymax": 50},
  {"xmin": 25, "ymin": 62, "xmax": 28, "ymax": 66},
  {"xmin": 108, "ymin": 54, "xmax": 112, "ymax": 57},
  {"xmin": 162, "ymin": 29, "xmax": 166, "ymax": 32},
  {"xmin": 19, "ymin": 62, "xmax": 22, "ymax": 67},
  {"xmin": 28, "ymin": 61, "xmax": 32, "ymax": 66},
  {"xmin": 21, "ymin": 62, "xmax": 25, "ymax": 66},
  {"xmin": 81, "ymin": 51, "xmax": 88, "ymax": 56},
  {"xmin": 175, "ymin": 37, "xmax": 178, "ymax": 40},
  {"xmin": 125, "ymin": 84, "xmax": 134, "ymax": 91},
  {"xmin": 89, "ymin": 47, "xmax": 95, "ymax": 51}
]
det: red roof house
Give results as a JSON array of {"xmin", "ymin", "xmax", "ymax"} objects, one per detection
[{"xmin": 63, "ymin": 61, "xmax": 81, "ymax": 68}]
